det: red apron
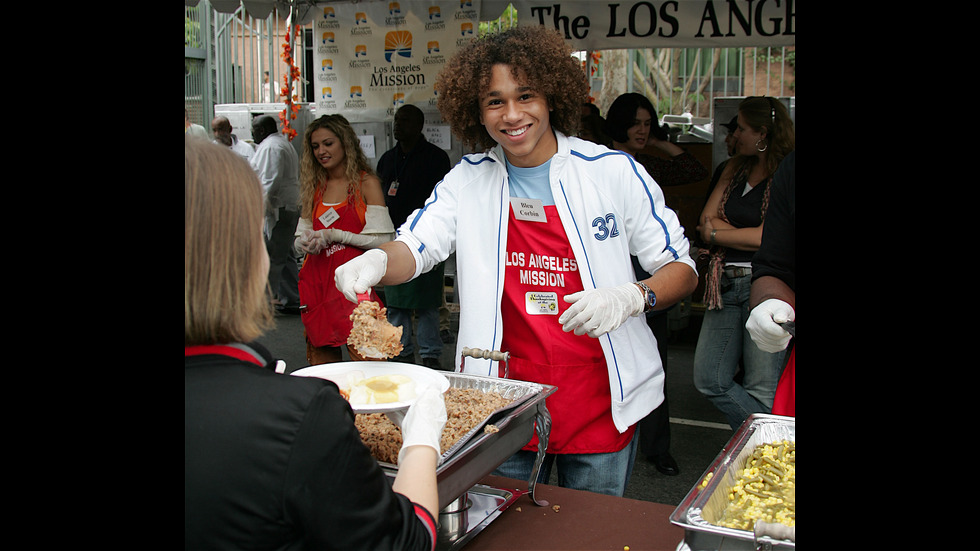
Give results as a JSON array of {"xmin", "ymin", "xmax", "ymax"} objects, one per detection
[
  {"xmin": 771, "ymin": 345, "xmax": 795, "ymax": 417},
  {"xmin": 500, "ymin": 203, "xmax": 636, "ymax": 454},
  {"xmin": 298, "ymin": 188, "xmax": 382, "ymax": 348}
]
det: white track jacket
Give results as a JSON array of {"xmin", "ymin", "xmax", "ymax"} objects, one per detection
[{"xmin": 394, "ymin": 132, "xmax": 696, "ymax": 432}]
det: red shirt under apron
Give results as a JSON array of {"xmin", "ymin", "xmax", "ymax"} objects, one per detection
[{"xmin": 500, "ymin": 202, "xmax": 636, "ymax": 454}]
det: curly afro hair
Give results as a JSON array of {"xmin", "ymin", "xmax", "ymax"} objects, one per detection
[{"xmin": 434, "ymin": 25, "xmax": 588, "ymax": 153}]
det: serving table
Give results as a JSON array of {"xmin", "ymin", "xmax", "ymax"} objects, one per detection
[{"xmin": 457, "ymin": 475, "xmax": 684, "ymax": 551}]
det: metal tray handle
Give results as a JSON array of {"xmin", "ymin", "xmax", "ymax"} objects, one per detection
[{"xmin": 461, "ymin": 347, "xmax": 510, "ymax": 378}]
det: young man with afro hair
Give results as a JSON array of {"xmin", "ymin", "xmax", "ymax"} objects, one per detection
[{"xmin": 334, "ymin": 25, "xmax": 698, "ymax": 497}]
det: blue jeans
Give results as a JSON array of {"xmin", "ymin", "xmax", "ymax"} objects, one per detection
[
  {"xmin": 387, "ymin": 307, "xmax": 442, "ymax": 359},
  {"xmin": 694, "ymin": 272, "xmax": 786, "ymax": 429},
  {"xmin": 491, "ymin": 431, "xmax": 638, "ymax": 497}
]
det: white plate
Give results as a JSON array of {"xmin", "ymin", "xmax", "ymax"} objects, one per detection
[{"xmin": 291, "ymin": 361, "xmax": 450, "ymax": 413}]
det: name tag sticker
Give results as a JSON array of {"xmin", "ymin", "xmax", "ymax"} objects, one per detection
[
  {"xmin": 510, "ymin": 197, "xmax": 547, "ymax": 223},
  {"xmin": 318, "ymin": 208, "xmax": 340, "ymax": 228},
  {"xmin": 525, "ymin": 291, "xmax": 559, "ymax": 315}
]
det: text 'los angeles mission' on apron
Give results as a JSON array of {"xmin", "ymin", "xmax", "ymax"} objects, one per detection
[
  {"xmin": 500, "ymin": 197, "xmax": 636, "ymax": 454},
  {"xmin": 298, "ymin": 183, "xmax": 380, "ymax": 349}
]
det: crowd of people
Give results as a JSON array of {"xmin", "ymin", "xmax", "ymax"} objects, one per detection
[{"xmin": 186, "ymin": 23, "xmax": 794, "ymax": 550}]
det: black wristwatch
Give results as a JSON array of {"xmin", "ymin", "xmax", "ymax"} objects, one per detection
[{"xmin": 634, "ymin": 281, "xmax": 657, "ymax": 312}]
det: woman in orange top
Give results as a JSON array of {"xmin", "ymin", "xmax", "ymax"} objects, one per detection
[{"xmin": 294, "ymin": 115, "xmax": 396, "ymax": 365}]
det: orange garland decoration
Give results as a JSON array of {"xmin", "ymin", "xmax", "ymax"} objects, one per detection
[{"xmin": 278, "ymin": 25, "xmax": 303, "ymax": 141}]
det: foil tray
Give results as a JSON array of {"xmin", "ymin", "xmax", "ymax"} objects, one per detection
[
  {"xmin": 439, "ymin": 373, "xmax": 549, "ymax": 461},
  {"xmin": 380, "ymin": 372, "xmax": 556, "ymax": 511},
  {"xmin": 670, "ymin": 414, "xmax": 795, "ymax": 550}
]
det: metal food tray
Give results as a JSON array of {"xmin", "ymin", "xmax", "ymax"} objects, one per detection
[
  {"xmin": 380, "ymin": 372, "xmax": 556, "ymax": 510},
  {"xmin": 670, "ymin": 414, "xmax": 795, "ymax": 550},
  {"xmin": 439, "ymin": 373, "xmax": 546, "ymax": 460}
]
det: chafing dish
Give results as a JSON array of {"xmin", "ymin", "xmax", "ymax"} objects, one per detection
[
  {"xmin": 670, "ymin": 414, "xmax": 795, "ymax": 550},
  {"xmin": 380, "ymin": 370, "xmax": 556, "ymax": 550}
]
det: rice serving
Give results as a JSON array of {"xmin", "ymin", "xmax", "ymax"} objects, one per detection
[{"xmin": 355, "ymin": 387, "xmax": 512, "ymax": 464}]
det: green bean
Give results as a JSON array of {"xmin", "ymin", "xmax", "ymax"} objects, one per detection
[
  {"xmin": 762, "ymin": 456, "xmax": 785, "ymax": 476},
  {"xmin": 760, "ymin": 473, "xmax": 780, "ymax": 487}
]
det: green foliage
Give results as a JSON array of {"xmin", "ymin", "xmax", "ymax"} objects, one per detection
[
  {"xmin": 479, "ymin": 3, "xmax": 518, "ymax": 35},
  {"xmin": 185, "ymin": 5, "xmax": 202, "ymax": 48}
]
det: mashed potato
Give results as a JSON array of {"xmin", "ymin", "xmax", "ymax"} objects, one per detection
[{"xmin": 348, "ymin": 374, "xmax": 417, "ymax": 404}]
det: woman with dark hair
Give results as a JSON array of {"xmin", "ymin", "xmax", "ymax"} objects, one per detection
[
  {"xmin": 603, "ymin": 93, "xmax": 708, "ymax": 187},
  {"xmin": 603, "ymin": 92, "xmax": 708, "ymax": 477},
  {"xmin": 693, "ymin": 96, "xmax": 795, "ymax": 430},
  {"xmin": 292, "ymin": 114, "xmax": 396, "ymax": 365},
  {"xmin": 185, "ymin": 138, "xmax": 446, "ymax": 551}
]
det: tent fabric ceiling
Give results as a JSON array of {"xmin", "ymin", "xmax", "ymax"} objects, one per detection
[
  {"xmin": 184, "ymin": 1, "xmax": 300, "ymax": 20},
  {"xmin": 185, "ymin": 1, "xmax": 506, "ymax": 25},
  {"xmin": 183, "ymin": 1, "xmax": 358, "ymax": 24}
]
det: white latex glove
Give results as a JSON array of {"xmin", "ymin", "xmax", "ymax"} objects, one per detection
[
  {"xmin": 746, "ymin": 298, "xmax": 795, "ymax": 353},
  {"xmin": 334, "ymin": 248, "xmax": 388, "ymax": 302},
  {"xmin": 295, "ymin": 229, "xmax": 324, "ymax": 255},
  {"xmin": 321, "ymin": 228, "xmax": 351, "ymax": 244},
  {"xmin": 386, "ymin": 385, "xmax": 447, "ymax": 465},
  {"xmin": 559, "ymin": 282, "xmax": 645, "ymax": 338}
]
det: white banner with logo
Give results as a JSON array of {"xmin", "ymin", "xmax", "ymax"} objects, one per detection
[
  {"xmin": 312, "ymin": 0, "xmax": 481, "ymax": 122},
  {"xmin": 481, "ymin": 0, "xmax": 796, "ymax": 50}
]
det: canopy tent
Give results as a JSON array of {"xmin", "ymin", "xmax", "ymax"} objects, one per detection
[
  {"xmin": 185, "ymin": 0, "xmax": 795, "ymax": 49},
  {"xmin": 184, "ymin": 0, "xmax": 313, "ymax": 22},
  {"xmin": 186, "ymin": 0, "xmax": 794, "ymax": 133}
]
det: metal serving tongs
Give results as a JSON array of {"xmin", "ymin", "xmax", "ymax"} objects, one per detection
[
  {"xmin": 522, "ymin": 403, "xmax": 552, "ymax": 507},
  {"xmin": 460, "ymin": 347, "xmax": 550, "ymax": 507},
  {"xmin": 352, "ymin": 289, "xmax": 385, "ymax": 360}
]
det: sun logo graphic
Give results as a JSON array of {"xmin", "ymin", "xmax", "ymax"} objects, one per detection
[
  {"xmin": 388, "ymin": 2, "xmax": 401, "ymax": 16},
  {"xmin": 384, "ymin": 30, "xmax": 413, "ymax": 62},
  {"xmin": 322, "ymin": 32, "xmax": 334, "ymax": 44},
  {"xmin": 322, "ymin": 6, "xmax": 335, "ymax": 18},
  {"xmin": 460, "ymin": 22, "xmax": 473, "ymax": 37},
  {"xmin": 393, "ymin": 93, "xmax": 405, "ymax": 106},
  {"xmin": 460, "ymin": 0, "xmax": 472, "ymax": 7},
  {"xmin": 354, "ymin": 44, "xmax": 368, "ymax": 58},
  {"xmin": 322, "ymin": 87, "xmax": 333, "ymax": 99},
  {"xmin": 427, "ymin": 41, "xmax": 440, "ymax": 54},
  {"xmin": 354, "ymin": 12, "xmax": 367, "ymax": 24},
  {"xmin": 428, "ymin": 6, "xmax": 441, "ymax": 19},
  {"xmin": 350, "ymin": 86, "xmax": 363, "ymax": 98},
  {"xmin": 321, "ymin": 59, "xmax": 333, "ymax": 71}
]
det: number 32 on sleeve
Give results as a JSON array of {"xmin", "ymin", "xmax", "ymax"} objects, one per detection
[{"xmin": 592, "ymin": 213, "xmax": 619, "ymax": 241}]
